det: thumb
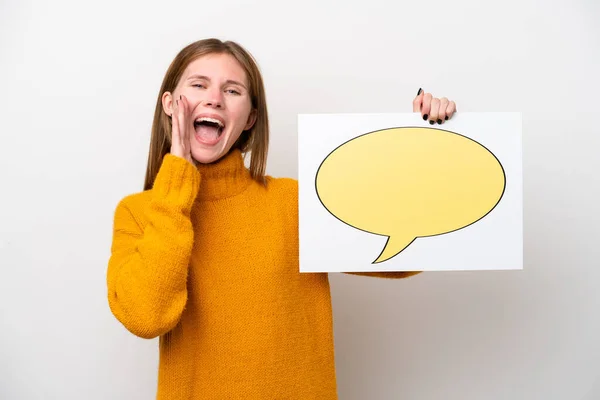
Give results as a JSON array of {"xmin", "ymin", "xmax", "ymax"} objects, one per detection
[{"xmin": 412, "ymin": 88, "xmax": 424, "ymax": 112}]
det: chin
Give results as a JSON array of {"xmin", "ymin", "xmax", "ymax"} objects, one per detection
[{"xmin": 191, "ymin": 145, "xmax": 230, "ymax": 165}]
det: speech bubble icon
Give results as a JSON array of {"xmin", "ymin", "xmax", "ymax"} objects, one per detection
[{"xmin": 315, "ymin": 127, "xmax": 505, "ymax": 264}]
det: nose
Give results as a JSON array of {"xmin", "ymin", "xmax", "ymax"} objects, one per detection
[{"xmin": 202, "ymin": 88, "xmax": 223, "ymax": 109}]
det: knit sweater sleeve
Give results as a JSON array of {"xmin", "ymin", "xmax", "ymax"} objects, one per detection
[{"xmin": 106, "ymin": 154, "xmax": 201, "ymax": 339}]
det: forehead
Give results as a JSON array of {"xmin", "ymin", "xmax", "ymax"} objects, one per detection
[{"xmin": 183, "ymin": 53, "xmax": 248, "ymax": 84}]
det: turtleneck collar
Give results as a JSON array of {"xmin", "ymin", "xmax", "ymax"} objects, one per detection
[{"xmin": 195, "ymin": 149, "xmax": 252, "ymax": 201}]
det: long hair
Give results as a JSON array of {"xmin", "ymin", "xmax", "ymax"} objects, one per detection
[{"xmin": 143, "ymin": 38, "xmax": 269, "ymax": 190}]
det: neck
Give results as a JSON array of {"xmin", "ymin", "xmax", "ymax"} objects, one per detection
[{"xmin": 195, "ymin": 149, "xmax": 252, "ymax": 201}]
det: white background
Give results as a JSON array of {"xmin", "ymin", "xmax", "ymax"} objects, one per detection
[
  {"xmin": 1, "ymin": 0, "xmax": 599, "ymax": 399},
  {"xmin": 298, "ymin": 112, "xmax": 523, "ymax": 272}
]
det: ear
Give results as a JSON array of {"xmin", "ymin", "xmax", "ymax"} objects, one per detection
[
  {"xmin": 162, "ymin": 91, "xmax": 174, "ymax": 117},
  {"xmin": 244, "ymin": 109, "xmax": 257, "ymax": 130}
]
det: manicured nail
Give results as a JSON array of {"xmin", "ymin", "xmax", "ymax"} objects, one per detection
[
  {"xmin": 417, "ymin": 88, "xmax": 422, "ymax": 96},
  {"xmin": 437, "ymin": 119, "xmax": 442, "ymax": 124},
  {"xmin": 423, "ymin": 114, "xmax": 428, "ymax": 120},
  {"xmin": 429, "ymin": 120, "xmax": 435, "ymax": 125},
  {"xmin": 445, "ymin": 116, "xmax": 448, "ymax": 120}
]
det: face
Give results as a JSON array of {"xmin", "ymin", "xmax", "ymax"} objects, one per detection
[{"xmin": 162, "ymin": 53, "xmax": 256, "ymax": 164}]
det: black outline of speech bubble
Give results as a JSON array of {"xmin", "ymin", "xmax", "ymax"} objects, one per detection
[{"xmin": 314, "ymin": 126, "xmax": 507, "ymax": 264}]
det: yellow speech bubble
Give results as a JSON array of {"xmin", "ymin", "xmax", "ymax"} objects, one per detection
[{"xmin": 315, "ymin": 127, "xmax": 505, "ymax": 264}]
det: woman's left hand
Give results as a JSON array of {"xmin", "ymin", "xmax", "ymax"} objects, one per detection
[{"xmin": 413, "ymin": 88, "xmax": 457, "ymax": 125}]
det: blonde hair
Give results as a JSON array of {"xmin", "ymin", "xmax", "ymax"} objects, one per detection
[{"xmin": 143, "ymin": 38, "xmax": 269, "ymax": 190}]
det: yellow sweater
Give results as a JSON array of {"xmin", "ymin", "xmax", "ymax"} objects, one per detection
[{"xmin": 107, "ymin": 149, "xmax": 419, "ymax": 399}]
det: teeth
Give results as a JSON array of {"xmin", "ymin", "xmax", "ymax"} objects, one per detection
[{"xmin": 195, "ymin": 117, "xmax": 224, "ymax": 128}]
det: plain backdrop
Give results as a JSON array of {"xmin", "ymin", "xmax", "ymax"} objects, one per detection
[{"xmin": 1, "ymin": 0, "xmax": 599, "ymax": 399}]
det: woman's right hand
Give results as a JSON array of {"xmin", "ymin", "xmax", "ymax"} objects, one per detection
[{"xmin": 171, "ymin": 95, "xmax": 195, "ymax": 165}]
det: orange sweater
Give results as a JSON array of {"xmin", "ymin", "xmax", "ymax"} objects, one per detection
[{"xmin": 107, "ymin": 149, "xmax": 419, "ymax": 399}]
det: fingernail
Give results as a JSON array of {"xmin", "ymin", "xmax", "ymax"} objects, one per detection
[
  {"xmin": 423, "ymin": 114, "xmax": 428, "ymax": 120},
  {"xmin": 437, "ymin": 119, "xmax": 442, "ymax": 124},
  {"xmin": 445, "ymin": 116, "xmax": 448, "ymax": 120},
  {"xmin": 180, "ymin": 95, "xmax": 182, "ymax": 100},
  {"xmin": 176, "ymin": 100, "xmax": 179, "ymax": 105},
  {"xmin": 417, "ymin": 88, "xmax": 422, "ymax": 96},
  {"xmin": 429, "ymin": 120, "xmax": 435, "ymax": 125}
]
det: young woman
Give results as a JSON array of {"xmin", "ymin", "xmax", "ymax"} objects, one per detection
[{"xmin": 107, "ymin": 38, "xmax": 457, "ymax": 400}]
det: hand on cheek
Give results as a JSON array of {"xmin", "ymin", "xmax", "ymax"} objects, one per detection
[{"xmin": 170, "ymin": 94, "xmax": 196, "ymax": 165}]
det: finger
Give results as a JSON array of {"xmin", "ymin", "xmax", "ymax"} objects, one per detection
[
  {"xmin": 171, "ymin": 97, "xmax": 180, "ymax": 145},
  {"xmin": 428, "ymin": 98, "xmax": 440, "ymax": 125},
  {"xmin": 446, "ymin": 100, "xmax": 457, "ymax": 119},
  {"xmin": 181, "ymin": 95, "xmax": 194, "ymax": 154},
  {"xmin": 181, "ymin": 95, "xmax": 193, "ymax": 141},
  {"xmin": 438, "ymin": 97, "xmax": 449, "ymax": 124},
  {"xmin": 421, "ymin": 92, "xmax": 432, "ymax": 121},
  {"xmin": 412, "ymin": 88, "xmax": 424, "ymax": 113},
  {"xmin": 178, "ymin": 95, "xmax": 186, "ymax": 145}
]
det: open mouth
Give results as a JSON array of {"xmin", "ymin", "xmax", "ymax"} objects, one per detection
[{"xmin": 194, "ymin": 117, "xmax": 225, "ymax": 144}]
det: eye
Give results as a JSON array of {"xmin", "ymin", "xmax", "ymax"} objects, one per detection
[
  {"xmin": 192, "ymin": 84, "xmax": 205, "ymax": 89},
  {"xmin": 225, "ymin": 89, "xmax": 241, "ymax": 95}
]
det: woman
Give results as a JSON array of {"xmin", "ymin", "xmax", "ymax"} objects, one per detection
[{"xmin": 106, "ymin": 38, "xmax": 457, "ymax": 399}]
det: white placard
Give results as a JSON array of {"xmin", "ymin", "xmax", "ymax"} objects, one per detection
[{"xmin": 298, "ymin": 112, "xmax": 522, "ymax": 272}]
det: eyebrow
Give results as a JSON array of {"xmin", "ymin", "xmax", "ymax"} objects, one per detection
[{"xmin": 186, "ymin": 74, "xmax": 247, "ymax": 90}]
